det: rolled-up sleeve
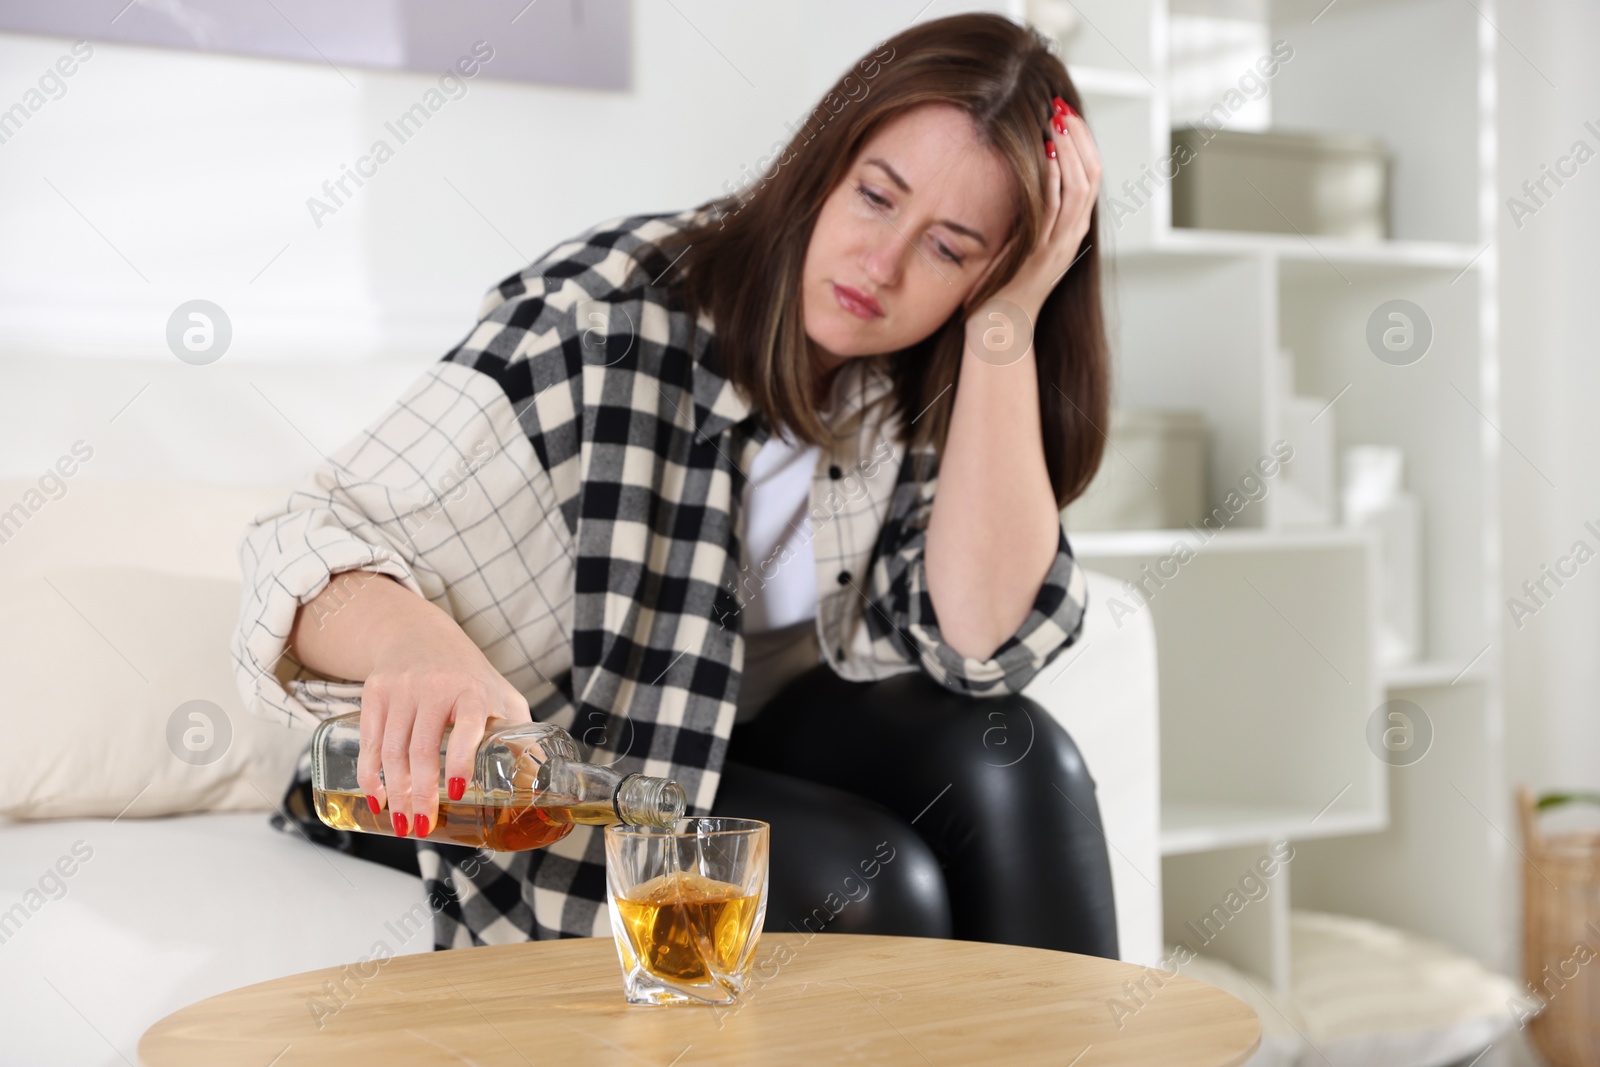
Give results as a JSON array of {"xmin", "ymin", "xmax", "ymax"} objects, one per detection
[
  {"xmin": 231, "ymin": 453, "xmax": 429, "ymax": 733},
  {"xmin": 866, "ymin": 444, "xmax": 1089, "ymax": 698}
]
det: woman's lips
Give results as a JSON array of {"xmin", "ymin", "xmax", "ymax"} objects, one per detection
[{"xmin": 833, "ymin": 282, "xmax": 883, "ymax": 320}]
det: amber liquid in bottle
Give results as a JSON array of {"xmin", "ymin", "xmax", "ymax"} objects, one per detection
[
  {"xmin": 315, "ymin": 789, "xmax": 620, "ymax": 851},
  {"xmin": 612, "ymin": 870, "xmax": 762, "ymax": 982}
]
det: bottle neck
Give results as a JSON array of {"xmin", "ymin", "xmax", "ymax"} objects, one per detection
[
  {"xmin": 614, "ymin": 772, "xmax": 687, "ymax": 829},
  {"xmin": 537, "ymin": 757, "xmax": 686, "ymax": 828}
]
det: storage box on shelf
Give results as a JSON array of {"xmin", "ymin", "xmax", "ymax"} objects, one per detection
[
  {"xmin": 1038, "ymin": 0, "xmax": 1508, "ymax": 1058},
  {"xmin": 1169, "ymin": 126, "xmax": 1392, "ymax": 240},
  {"xmin": 1060, "ymin": 408, "xmax": 1208, "ymax": 532}
]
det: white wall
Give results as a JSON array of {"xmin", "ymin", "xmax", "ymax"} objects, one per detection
[
  {"xmin": 0, "ymin": 1, "xmax": 1007, "ymax": 487},
  {"xmin": 1497, "ymin": 0, "xmax": 1600, "ymax": 808}
]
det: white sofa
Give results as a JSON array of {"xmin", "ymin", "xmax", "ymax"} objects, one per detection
[{"xmin": 0, "ymin": 478, "xmax": 1161, "ymax": 1067}]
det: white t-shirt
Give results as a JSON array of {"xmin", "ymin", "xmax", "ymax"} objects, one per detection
[
  {"xmin": 737, "ymin": 425, "xmax": 821, "ymax": 633},
  {"xmin": 733, "ymin": 424, "xmax": 826, "ymax": 722}
]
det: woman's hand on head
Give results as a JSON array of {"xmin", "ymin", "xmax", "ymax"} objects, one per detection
[
  {"xmin": 998, "ymin": 98, "xmax": 1102, "ymax": 313},
  {"xmin": 342, "ymin": 589, "xmax": 531, "ymax": 842}
]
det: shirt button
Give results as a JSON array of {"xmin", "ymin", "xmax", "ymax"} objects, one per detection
[
  {"xmin": 828, "ymin": 464, "xmax": 843, "ymax": 480},
  {"xmin": 837, "ymin": 570, "xmax": 851, "ymax": 585}
]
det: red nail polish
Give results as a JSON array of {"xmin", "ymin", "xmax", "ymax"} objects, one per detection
[
  {"xmin": 1045, "ymin": 139, "xmax": 1057, "ymax": 159},
  {"xmin": 414, "ymin": 814, "xmax": 430, "ymax": 838},
  {"xmin": 1052, "ymin": 115, "xmax": 1067, "ymax": 135},
  {"xmin": 449, "ymin": 777, "xmax": 466, "ymax": 802},
  {"xmin": 1064, "ymin": 101, "xmax": 1078, "ymax": 118},
  {"xmin": 1052, "ymin": 96, "xmax": 1067, "ymax": 116},
  {"xmin": 367, "ymin": 794, "xmax": 380, "ymax": 815},
  {"xmin": 393, "ymin": 813, "xmax": 408, "ymax": 837}
]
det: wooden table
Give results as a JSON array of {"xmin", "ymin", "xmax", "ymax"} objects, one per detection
[{"xmin": 139, "ymin": 933, "xmax": 1261, "ymax": 1065}]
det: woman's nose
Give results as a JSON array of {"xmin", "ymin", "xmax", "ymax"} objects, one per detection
[{"xmin": 861, "ymin": 230, "xmax": 906, "ymax": 287}]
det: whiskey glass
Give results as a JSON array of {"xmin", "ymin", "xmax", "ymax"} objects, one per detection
[{"xmin": 604, "ymin": 817, "xmax": 770, "ymax": 1006}]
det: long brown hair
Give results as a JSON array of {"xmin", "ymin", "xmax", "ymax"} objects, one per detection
[{"xmin": 636, "ymin": 12, "xmax": 1109, "ymax": 509}]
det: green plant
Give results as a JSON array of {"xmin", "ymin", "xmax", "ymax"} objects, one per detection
[{"xmin": 1535, "ymin": 790, "xmax": 1600, "ymax": 812}]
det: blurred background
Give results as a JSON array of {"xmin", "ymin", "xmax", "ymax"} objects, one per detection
[{"xmin": 1, "ymin": 1, "xmax": 1597, "ymax": 1065}]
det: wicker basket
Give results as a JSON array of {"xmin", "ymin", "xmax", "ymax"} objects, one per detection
[{"xmin": 1517, "ymin": 784, "xmax": 1600, "ymax": 1066}]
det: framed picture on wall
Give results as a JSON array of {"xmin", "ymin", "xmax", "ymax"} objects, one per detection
[{"xmin": 0, "ymin": 0, "xmax": 631, "ymax": 90}]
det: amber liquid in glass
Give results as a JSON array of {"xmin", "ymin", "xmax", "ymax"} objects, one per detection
[
  {"xmin": 613, "ymin": 870, "xmax": 762, "ymax": 982},
  {"xmin": 315, "ymin": 788, "xmax": 618, "ymax": 851}
]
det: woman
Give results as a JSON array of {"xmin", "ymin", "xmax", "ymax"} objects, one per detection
[{"xmin": 233, "ymin": 11, "xmax": 1116, "ymax": 956}]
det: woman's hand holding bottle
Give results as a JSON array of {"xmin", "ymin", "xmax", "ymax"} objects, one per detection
[{"xmin": 289, "ymin": 571, "xmax": 531, "ymax": 840}]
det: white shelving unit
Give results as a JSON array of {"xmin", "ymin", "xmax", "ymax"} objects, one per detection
[{"xmin": 1040, "ymin": 0, "xmax": 1508, "ymax": 1019}]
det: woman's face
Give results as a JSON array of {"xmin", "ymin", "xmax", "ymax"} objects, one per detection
[{"xmin": 801, "ymin": 102, "xmax": 1016, "ymax": 386}]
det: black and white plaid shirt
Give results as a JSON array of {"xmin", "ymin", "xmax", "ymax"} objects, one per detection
[{"xmin": 231, "ymin": 201, "xmax": 1090, "ymax": 947}]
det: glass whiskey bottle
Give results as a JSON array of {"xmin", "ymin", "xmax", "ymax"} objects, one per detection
[{"xmin": 309, "ymin": 711, "xmax": 687, "ymax": 850}]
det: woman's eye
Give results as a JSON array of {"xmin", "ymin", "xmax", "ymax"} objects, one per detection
[
  {"xmin": 856, "ymin": 184, "xmax": 889, "ymax": 209},
  {"xmin": 935, "ymin": 241, "xmax": 965, "ymax": 265}
]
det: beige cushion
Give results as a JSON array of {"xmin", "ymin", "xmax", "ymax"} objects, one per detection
[
  {"xmin": 1287, "ymin": 909, "xmax": 1518, "ymax": 1065},
  {"xmin": 1169, "ymin": 910, "xmax": 1521, "ymax": 1067},
  {"xmin": 0, "ymin": 478, "xmax": 309, "ymax": 819}
]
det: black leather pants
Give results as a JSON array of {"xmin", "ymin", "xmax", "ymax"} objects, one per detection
[{"xmin": 710, "ymin": 661, "xmax": 1120, "ymax": 959}]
